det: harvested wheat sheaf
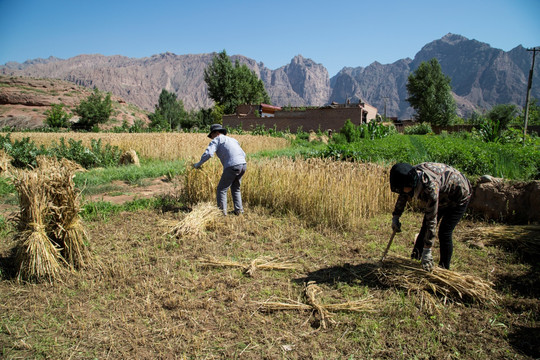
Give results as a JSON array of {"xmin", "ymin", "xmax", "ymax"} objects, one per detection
[
  {"xmin": 12, "ymin": 170, "xmax": 62, "ymax": 282},
  {"xmin": 165, "ymin": 202, "xmax": 222, "ymax": 238},
  {"xmin": 37, "ymin": 156, "xmax": 90, "ymax": 269},
  {"xmin": 0, "ymin": 149, "xmax": 12, "ymax": 174},
  {"xmin": 464, "ymin": 225, "xmax": 540, "ymax": 258},
  {"xmin": 11, "ymin": 156, "xmax": 90, "ymax": 282},
  {"xmin": 255, "ymin": 281, "xmax": 375, "ymax": 329},
  {"xmin": 376, "ymin": 256, "xmax": 499, "ymax": 312},
  {"xmin": 198, "ymin": 256, "xmax": 298, "ymax": 276}
]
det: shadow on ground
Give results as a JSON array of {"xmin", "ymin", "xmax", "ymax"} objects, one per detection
[{"xmin": 293, "ymin": 261, "xmax": 389, "ymax": 289}]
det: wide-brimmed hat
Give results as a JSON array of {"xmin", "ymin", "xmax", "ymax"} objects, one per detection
[{"xmin": 208, "ymin": 124, "xmax": 227, "ymax": 138}]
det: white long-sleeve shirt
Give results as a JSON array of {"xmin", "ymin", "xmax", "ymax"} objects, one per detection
[{"xmin": 194, "ymin": 134, "xmax": 246, "ymax": 169}]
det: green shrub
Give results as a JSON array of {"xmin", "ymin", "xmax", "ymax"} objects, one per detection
[
  {"xmin": 45, "ymin": 104, "xmax": 72, "ymax": 128},
  {"xmin": 404, "ymin": 123, "xmax": 433, "ymax": 135},
  {"xmin": 0, "ymin": 134, "xmax": 46, "ymax": 168},
  {"xmin": 315, "ymin": 134, "xmax": 540, "ymax": 180}
]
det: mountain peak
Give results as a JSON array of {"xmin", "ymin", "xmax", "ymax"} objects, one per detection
[{"xmin": 441, "ymin": 33, "xmax": 468, "ymax": 45}]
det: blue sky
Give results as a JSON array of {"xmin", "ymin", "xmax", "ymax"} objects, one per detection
[{"xmin": 1, "ymin": 0, "xmax": 539, "ymax": 77}]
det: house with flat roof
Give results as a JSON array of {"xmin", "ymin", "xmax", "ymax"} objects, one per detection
[{"xmin": 224, "ymin": 100, "xmax": 378, "ymax": 133}]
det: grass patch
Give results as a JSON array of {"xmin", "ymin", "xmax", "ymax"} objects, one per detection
[{"xmin": 74, "ymin": 158, "xmax": 185, "ymax": 187}]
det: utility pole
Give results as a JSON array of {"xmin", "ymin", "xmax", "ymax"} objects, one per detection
[
  {"xmin": 523, "ymin": 47, "xmax": 540, "ymax": 142},
  {"xmin": 382, "ymin": 97, "xmax": 389, "ymax": 121}
]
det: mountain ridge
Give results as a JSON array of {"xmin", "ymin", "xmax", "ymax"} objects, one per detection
[{"xmin": 1, "ymin": 33, "xmax": 538, "ymax": 119}]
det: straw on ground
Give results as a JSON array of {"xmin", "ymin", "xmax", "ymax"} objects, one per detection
[
  {"xmin": 199, "ymin": 256, "xmax": 299, "ymax": 276},
  {"xmin": 255, "ymin": 281, "xmax": 376, "ymax": 329}
]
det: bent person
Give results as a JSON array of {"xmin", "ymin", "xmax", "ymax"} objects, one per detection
[
  {"xmin": 193, "ymin": 124, "xmax": 247, "ymax": 216},
  {"xmin": 389, "ymin": 162, "xmax": 472, "ymax": 271}
]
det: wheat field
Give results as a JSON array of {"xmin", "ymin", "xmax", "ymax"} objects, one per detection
[
  {"xmin": 2, "ymin": 132, "xmax": 289, "ymax": 160},
  {"xmin": 183, "ymin": 157, "xmax": 395, "ymax": 230}
]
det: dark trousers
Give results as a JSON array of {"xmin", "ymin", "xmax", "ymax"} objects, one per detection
[{"xmin": 413, "ymin": 203, "xmax": 469, "ymax": 269}]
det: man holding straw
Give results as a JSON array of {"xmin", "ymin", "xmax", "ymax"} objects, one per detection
[
  {"xmin": 389, "ymin": 162, "xmax": 472, "ymax": 271},
  {"xmin": 193, "ymin": 124, "xmax": 247, "ymax": 216}
]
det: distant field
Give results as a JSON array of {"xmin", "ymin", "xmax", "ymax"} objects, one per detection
[{"xmin": 2, "ymin": 132, "xmax": 290, "ymax": 160}]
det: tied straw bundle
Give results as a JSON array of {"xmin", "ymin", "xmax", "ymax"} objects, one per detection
[
  {"xmin": 255, "ymin": 281, "xmax": 375, "ymax": 329},
  {"xmin": 199, "ymin": 256, "xmax": 298, "ymax": 276},
  {"xmin": 12, "ymin": 170, "xmax": 63, "ymax": 282},
  {"xmin": 37, "ymin": 156, "xmax": 89, "ymax": 269},
  {"xmin": 165, "ymin": 202, "xmax": 222, "ymax": 238},
  {"xmin": 0, "ymin": 149, "xmax": 12, "ymax": 174},
  {"xmin": 376, "ymin": 256, "xmax": 499, "ymax": 312},
  {"xmin": 11, "ymin": 156, "xmax": 89, "ymax": 282}
]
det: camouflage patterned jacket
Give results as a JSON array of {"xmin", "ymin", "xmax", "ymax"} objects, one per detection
[{"xmin": 392, "ymin": 162, "xmax": 472, "ymax": 245}]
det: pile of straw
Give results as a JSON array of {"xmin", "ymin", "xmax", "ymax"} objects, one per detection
[
  {"xmin": 11, "ymin": 156, "xmax": 90, "ymax": 282},
  {"xmin": 165, "ymin": 202, "xmax": 222, "ymax": 238},
  {"xmin": 0, "ymin": 150, "xmax": 12, "ymax": 174},
  {"xmin": 376, "ymin": 256, "xmax": 499, "ymax": 311},
  {"xmin": 13, "ymin": 170, "xmax": 63, "ymax": 282},
  {"xmin": 199, "ymin": 256, "xmax": 298, "ymax": 276},
  {"xmin": 464, "ymin": 225, "xmax": 540, "ymax": 259},
  {"xmin": 37, "ymin": 156, "xmax": 90, "ymax": 268},
  {"xmin": 255, "ymin": 281, "xmax": 375, "ymax": 329}
]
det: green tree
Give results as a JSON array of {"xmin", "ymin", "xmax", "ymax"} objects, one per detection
[
  {"xmin": 149, "ymin": 89, "xmax": 187, "ymax": 130},
  {"xmin": 74, "ymin": 88, "xmax": 112, "ymax": 130},
  {"xmin": 204, "ymin": 50, "xmax": 271, "ymax": 114},
  {"xmin": 477, "ymin": 104, "xmax": 518, "ymax": 142},
  {"xmin": 45, "ymin": 104, "xmax": 71, "ymax": 128},
  {"xmin": 406, "ymin": 58, "xmax": 457, "ymax": 125},
  {"xmin": 234, "ymin": 62, "xmax": 271, "ymax": 106}
]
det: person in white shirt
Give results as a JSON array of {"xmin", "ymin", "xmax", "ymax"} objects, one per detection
[{"xmin": 193, "ymin": 124, "xmax": 247, "ymax": 215}]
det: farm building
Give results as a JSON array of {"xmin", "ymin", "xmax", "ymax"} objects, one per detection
[{"xmin": 223, "ymin": 100, "xmax": 378, "ymax": 133}]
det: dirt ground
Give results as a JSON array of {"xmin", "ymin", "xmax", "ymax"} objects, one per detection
[
  {"xmin": 0, "ymin": 179, "xmax": 539, "ymax": 359},
  {"xmin": 85, "ymin": 176, "xmax": 177, "ymax": 205}
]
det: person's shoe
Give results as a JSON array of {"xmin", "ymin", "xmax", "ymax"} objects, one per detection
[
  {"xmin": 410, "ymin": 248, "xmax": 421, "ymax": 260},
  {"xmin": 232, "ymin": 209, "xmax": 244, "ymax": 216}
]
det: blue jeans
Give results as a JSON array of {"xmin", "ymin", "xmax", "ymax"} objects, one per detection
[{"xmin": 216, "ymin": 163, "xmax": 246, "ymax": 215}]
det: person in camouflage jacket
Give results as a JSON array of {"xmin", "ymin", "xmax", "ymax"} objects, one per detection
[{"xmin": 389, "ymin": 162, "xmax": 472, "ymax": 271}]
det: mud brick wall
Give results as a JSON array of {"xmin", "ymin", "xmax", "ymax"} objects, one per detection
[{"xmin": 224, "ymin": 107, "xmax": 367, "ymax": 133}]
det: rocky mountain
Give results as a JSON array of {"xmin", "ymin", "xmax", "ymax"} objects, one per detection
[{"xmin": 1, "ymin": 33, "xmax": 538, "ymax": 119}]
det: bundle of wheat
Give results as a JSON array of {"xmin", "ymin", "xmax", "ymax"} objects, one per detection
[
  {"xmin": 255, "ymin": 281, "xmax": 375, "ymax": 329},
  {"xmin": 11, "ymin": 156, "xmax": 90, "ymax": 282},
  {"xmin": 165, "ymin": 202, "xmax": 222, "ymax": 238},
  {"xmin": 37, "ymin": 156, "xmax": 90, "ymax": 268},
  {"xmin": 0, "ymin": 150, "xmax": 12, "ymax": 174},
  {"xmin": 376, "ymin": 256, "xmax": 499, "ymax": 311},
  {"xmin": 199, "ymin": 256, "xmax": 298, "ymax": 276},
  {"xmin": 464, "ymin": 225, "xmax": 540, "ymax": 259},
  {"xmin": 12, "ymin": 170, "xmax": 62, "ymax": 282}
]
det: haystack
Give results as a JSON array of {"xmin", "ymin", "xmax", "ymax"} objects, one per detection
[
  {"xmin": 119, "ymin": 149, "xmax": 140, "ymax": 167},
  {"xmin": 376, "ymin": 256, "xmax": 499, "ymax": 312},
  {"xmin": 165, "ymin": 202, "xmax": 222, "ymax": 238}
]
